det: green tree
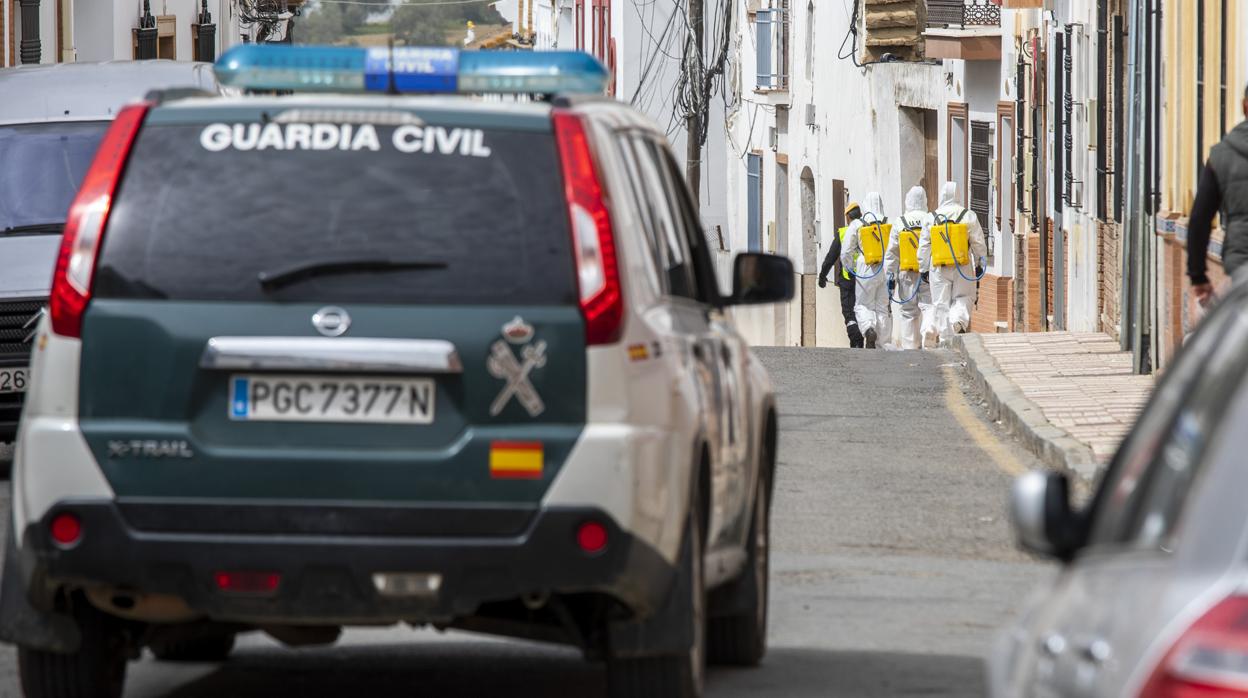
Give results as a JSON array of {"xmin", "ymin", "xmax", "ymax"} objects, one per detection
[
  {"xmin": 291, "ymin": 2, "xmax": 346, "ymax": 43},
  {"xmin": 291, "ymin": 0, "xmax": 391, "ymax": 43},
  {"xmin": 391, "ymin": 4, "xmax": 455, "ymax": 46}
]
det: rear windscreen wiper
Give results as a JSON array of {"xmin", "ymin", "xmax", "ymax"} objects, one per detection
[
  {"xmin": 1, "ymin": 223, "xmax": 64, "ymax": 236},
  {"xmin": 258, "ymin": 257, "xmax": 448, "ymax": 290}
]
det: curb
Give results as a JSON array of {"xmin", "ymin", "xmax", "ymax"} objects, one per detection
[{"xmin": 951, "ymin": 334, "xmax": 1100, "ymax": 481}]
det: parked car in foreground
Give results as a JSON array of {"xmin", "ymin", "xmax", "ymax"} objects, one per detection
[
  {"xmin": 0, "ymin": 60, "xmax": 220, "ymax": 463},
  {"xmin": 0, "ymin": 46, "xmax": 793, "ymax": 698},
  {"xmin": 992, "ymin": 278, "xmax": 1248, "ymax": 697}
]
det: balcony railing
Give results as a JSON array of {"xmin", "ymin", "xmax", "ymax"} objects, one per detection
[{"xmin": 927, "ymin": 0, "xmax": 1001, "ymax": 28}]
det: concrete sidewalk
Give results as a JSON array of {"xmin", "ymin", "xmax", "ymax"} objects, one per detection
[{"xmin": 955, "ymin": 332, "xmax": 1154, "ymax": 480}]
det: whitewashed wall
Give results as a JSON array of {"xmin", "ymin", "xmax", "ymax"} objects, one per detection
[
  {"xmin": 63, "ymin": 0, "xmax": 237, "ymax": 63},
  {"xmin": 726, "ymin": 0, "xmax": 967, "ymax": 346}
]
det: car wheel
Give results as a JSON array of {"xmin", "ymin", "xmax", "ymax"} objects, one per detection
[
  {"xmin": 18, "ymin": 603, "xmax": 128, "ymax": 698},
  {"xmin": 607, "ymin": 492, "xmax": 706, "ymax": 698},
  {"xmin": 150, "ymin": 631, "xmax": 236, "ymax": 662},
  {"xmin": 708, "ymin": 469, "xmax": 770, "ymax": 666}
]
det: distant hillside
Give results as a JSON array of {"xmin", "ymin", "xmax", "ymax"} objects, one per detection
[{"xmin": 292, "ymin": 0, "xmax": 507, "ymax": 47}]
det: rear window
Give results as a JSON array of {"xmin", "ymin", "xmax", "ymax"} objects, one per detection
[
  {"xmin": 95, "ymin": 119, "xmax": 576, "ymax": 305},
  {"xmin": 0, "ymin": 122, "xmax": 107, "ymax": 233}
]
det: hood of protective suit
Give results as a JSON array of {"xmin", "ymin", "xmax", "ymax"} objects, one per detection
[
  {"xmin": 1224, "ymin": 120, "xmax": 1248, "ymax": 160},
  {"xmin": 938, "ymin": 182, "xmax": 958, "ymax": 209},
  {"xmin": 904, "ymin": 186, "xmax": 928, "ymax": 213},
  {"xmin": 862, "ymin": 191, "xmax": 885, "ymax": 219}
]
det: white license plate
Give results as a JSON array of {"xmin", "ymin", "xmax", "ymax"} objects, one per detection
[
  {"xmin": 229, "ymin": 374, "xmax": 435, "ymax": 424},
  {"xmin": 0, "ymin": 367, "xmax": 28, "ymax": 395}
]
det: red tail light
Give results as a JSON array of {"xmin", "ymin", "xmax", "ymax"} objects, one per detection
[
  {"xmin": 1139, "ymin": 595, "xmax": 1248, "ymax": 697},
  {"xmin": 214, "ymin": 571, "xmax": 281, "ymax": 595},
  {"xmin": 49, "ymin": 103, "xmax": 150, "ymax": 338},
  {"xmin": 576, "ymin": 520, "xmax": 608, "ymax": 554},
  {"xmin": 48, "ymin": 512, "xmax": 82, "ymax": 547},
  {"xmin": 553, "ymin": 110, "xmax": 623, "ymax": 346}
]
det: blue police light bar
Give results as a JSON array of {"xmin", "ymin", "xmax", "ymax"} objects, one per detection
[{"xmin": 215, "ymin": 44, "xmax": 609, "ymax": 95}]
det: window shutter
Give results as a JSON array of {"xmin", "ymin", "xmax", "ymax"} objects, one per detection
[{"xmin": 756, "ymin": 10, "xmax": 773, "ymax": 89}]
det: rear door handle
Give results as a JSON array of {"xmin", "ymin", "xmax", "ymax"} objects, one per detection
[{"xmin": 201, "ymin": 337, "xmax": 463, "ymax": 374}]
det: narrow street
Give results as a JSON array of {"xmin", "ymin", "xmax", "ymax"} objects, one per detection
[{"xmin": 0, "ymin": 348, "xmax": 1049, "ymax": 697}]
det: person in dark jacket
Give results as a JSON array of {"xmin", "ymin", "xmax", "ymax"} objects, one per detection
[
  {"xmin": 818, "ymin": 202, "xmax": 864, "ymax": 348},
  {"xmin": 1188, "ymin": 84, "xmax": 1248, "ymax": 305}
]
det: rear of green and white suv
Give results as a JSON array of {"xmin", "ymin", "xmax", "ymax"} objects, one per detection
[{"xmin": 1, "ymin": 72, "xmax": 790, "ymax": 698}]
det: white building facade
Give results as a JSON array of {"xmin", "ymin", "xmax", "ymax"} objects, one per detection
[
  {"xmin": 719, "ymin": 0, "xmax": 1141, "ymax": 346},
  {"xmin": 1, "ymin": 0, "xmax": 288, "ymax": 68},
  {"xmin": 500, "ymin": 0, "xmax": 732, "ymax": 289}
]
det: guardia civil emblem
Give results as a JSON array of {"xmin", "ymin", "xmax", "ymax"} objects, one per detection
[{"xmin": 488, "ymin": 316, "xmax": 546, "ymax": 417}]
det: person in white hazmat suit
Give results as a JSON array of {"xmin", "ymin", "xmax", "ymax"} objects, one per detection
[
  {"xmin": 885, "ymin": 186, "xmax": 936, "ymax": 349},
  {"xmin": 840, "ymin": 192, "xmax": 892, "ymax": 348},
  {"xmin": 919, "ymin": 181, "xmax": 988, "ymax": 341}
]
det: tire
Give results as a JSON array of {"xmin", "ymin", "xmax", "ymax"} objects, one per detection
[
  {"xmin": 607, "ymin": 495, "xmax": 706, "ymax": 698},
  {"xmin": 708, "ymin": 469, "xmax": 770, "ymax": 666},
  {"xmin": 18, "ymin": 603, "xmax": 128, "ymax": 698},
  {"xmin": 150, "ymin": 632, "xmax": 235, "ymax": 662}
]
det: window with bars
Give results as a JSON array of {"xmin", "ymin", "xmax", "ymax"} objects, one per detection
[
  {"xmin": 926, "ymin": 0, "xmax": 1001, "ymax": 28},
  {"xmin": 755, "ymin": 0, "xmax": 789, "ymax": 90},
  {"xmin": 970, "ymin": 120, "xmax": 993, "ymax": 258},
  {"xmin": 575, "ymin": 0, "xmax": 584, "ymax": 50},
  {"xmin": 591, "ymin": 0, "xmax": 609, "ymax": 61},
  {"xmin": 747, "ymin": 153, "xmax": 762, "ymax": 251}
]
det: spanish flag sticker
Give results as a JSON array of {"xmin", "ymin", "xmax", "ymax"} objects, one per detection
[{"xmin": 489, "ymin": 441, "xmax": 544, "ymax": 480}]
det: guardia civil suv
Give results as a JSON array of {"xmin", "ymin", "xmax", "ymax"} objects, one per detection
[{"xmin": 0, "ymin": 46, "xmax": 792, "ymax": 698}]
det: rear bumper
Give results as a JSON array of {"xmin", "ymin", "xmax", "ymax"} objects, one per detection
[{"xmin": 9, "ymin": 499, "xmax": 673, "ymax": 626}]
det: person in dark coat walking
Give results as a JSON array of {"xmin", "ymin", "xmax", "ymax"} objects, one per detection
[
  {"xmin": 1188, "ymin": 84, "xmax": 1248, "ymax": 306},
  {"xmin": 818, "ymin": 202, "xmax": 865, "ymax": 348}
]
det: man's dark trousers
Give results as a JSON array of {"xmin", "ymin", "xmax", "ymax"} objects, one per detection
[{"xmin": 838, "ymin": 278, "xmax": 864, "ymax": 348}]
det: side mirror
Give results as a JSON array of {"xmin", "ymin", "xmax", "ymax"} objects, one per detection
[
  {"xmin": 1009, "ymin": 470, "xmax": 1080, "ymax": 560},
  {"xmin": 728, "ymin": 253, "xmax": 795, "ymax": 306}
]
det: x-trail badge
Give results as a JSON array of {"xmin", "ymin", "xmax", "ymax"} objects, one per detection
[{"xmin": 312, "ymin": 306, "xmax": 351, "ymax": 337}]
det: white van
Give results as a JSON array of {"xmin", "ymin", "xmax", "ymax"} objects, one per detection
[{"xmin": 0, "ymin": 61, "xmax": 220, "ymax": 462}]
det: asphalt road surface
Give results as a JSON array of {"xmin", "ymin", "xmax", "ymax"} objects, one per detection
[{"xmin": 0, "ymin": 347, "xmax": 1052, "ymax": 697}]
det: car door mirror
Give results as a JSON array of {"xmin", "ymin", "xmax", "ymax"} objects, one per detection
[
  {"xmin": 727, "ymin": 253, "xmax": 795, "ymax": 306},
  {"xmin": 1009, "ymin": 470, "xmax": 1081, "ymax": 561}
]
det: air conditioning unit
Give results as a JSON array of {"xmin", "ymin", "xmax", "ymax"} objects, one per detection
[{"xmin": 805, "ymin": 103, "xmax": 816, "ymax": 126}]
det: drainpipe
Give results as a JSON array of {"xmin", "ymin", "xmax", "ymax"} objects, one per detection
[
  {"xmin": 1015, "ymin": 53, "xmax": 1028, "ymax": 331},
  {"xmin": 1124, "ymin": 0, "xmax": 1159, "ymax": 374},
  {"xmin": 1146, "ymin": 0, "xmax": 1162, "ymax": 372},
  {"xmin": 1053, "ymin": 28, "xmax": 1065, "ymax": 330},
  {"xmin": 1121, "ymin": 0, "xmax": 1141, "ymax": 354}
]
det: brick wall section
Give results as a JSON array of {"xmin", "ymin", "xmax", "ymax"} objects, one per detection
[
  {"xmin": 1168, "ymin": 238, "xmax": 1228, "ymax": 351},
  {"xmin": 969, "ymin": 274, "xmax": 1014, "ymax": 333},
  {"xmin": 1046, "ymin": 220, "xmax": 1054, "ymax": 320},
  {"xmin": 1165, "ymin": 237, "xmax": 1183, "ymax": 355},
  {"xmin": 1098, "ymin": 220, "xmax": 1121, "ymax": 339},
  {"xmin": 970, "ymin": 274, "xmax": 998, "ymax": 332},
  {"xmin": 1025, "ymin": 234, "xmax": 1044, "ymax": 331}
]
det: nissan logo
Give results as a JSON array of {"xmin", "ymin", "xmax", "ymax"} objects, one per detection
[{"xmin": 312, "ymin": 306, "xmax": 351, "ymax": 337}]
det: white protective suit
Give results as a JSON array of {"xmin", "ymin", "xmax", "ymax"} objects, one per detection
[
  {"xmin": 840, "ymin": 192, "xmax": 892, "ymax": 347},
  {"xmin": 886, "ymin": 186, "xmax": 936, "ymax": 350},
  {"xmin": 918, "ymin": 182, "xmax": 988, "ymax": 340}
]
